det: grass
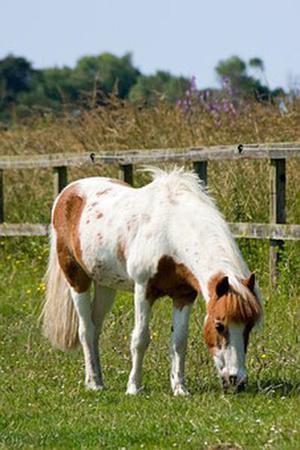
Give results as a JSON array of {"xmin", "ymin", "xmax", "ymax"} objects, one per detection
[
  {"xmin": 0, "ymin": 99, "xmax": 300, "ymax": 448},
  {"xmin": 0, "ymin": 238, "xmax": 299, "ymax": 450},
  {"xmin": 0, "ymin": 97, "xmax": 300, "ymax": 228}
]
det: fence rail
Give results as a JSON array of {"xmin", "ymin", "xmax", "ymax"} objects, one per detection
[
  {"xmin": 0, "ymin": 143, "xmax": 300, "ymax": 170},
  {"xmin": 1, "ymin": 142, "xmax": 300, "ymax": 285},
  {"xmin": 1, "ymin": 222, "xmax": 300, "ymax": 240}
]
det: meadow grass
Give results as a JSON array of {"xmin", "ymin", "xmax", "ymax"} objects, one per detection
[
  {"xmin": 0, "ymin": 97, "xmax": 300, "ymax": 228},
  {"xmin": 0, "ymin": 99, "xmax": 300, "ymax": 448},
  {"xmin": 0, "ymin": 238, "xmax": 299, "ymax": 450}
]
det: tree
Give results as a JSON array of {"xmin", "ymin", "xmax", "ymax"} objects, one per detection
[
  {"xmin": 215, "ymin": 56, "xmax": 276, "ymax": 101},
  {"xmin": 73, "ymin": 52, "xmax": 140, "ymax": 100},
  {"xmin": 0, "ymin": 55, "xmax": 37, "ymax": 105},
  {"xmin": 249, "ymin": 57, "xmax": 264, "ymax": 72},
  {"xmin": 40, "ymin": 67, "xmax": 79, "ymax": 107},
  {"xmin": 129, "ymin": 71, "xmax": 189, "ymax": 105}
]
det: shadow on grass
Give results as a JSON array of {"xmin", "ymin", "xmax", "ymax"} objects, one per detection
[
  {"xmin": 249, "ymin": 378, "xmax": 300, "ymax": 396},
  {"xmin": 181, "ymin": 377, "xmax": 300, "ymax": 397}
]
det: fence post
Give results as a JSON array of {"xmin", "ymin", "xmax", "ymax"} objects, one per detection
[
  {"xmin": 269, "ymin": 158, "xmax": 286, "ymax": 286},
  {"xmin": 0, "ymin": 170, "xmax": 4, "ymax": 223},
  {"xmin": 193, "ymin": 161, "xmax": 207, "ymax": 185},
  {"xmin": 53, "ymin": 166, "xmax": 68, "ymax": 198},
  {"xmin": 119, "ymin": 164, "xmax": 134, "ymax": 186}
]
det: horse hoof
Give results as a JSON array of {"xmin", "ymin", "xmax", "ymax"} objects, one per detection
[
  {"xmin": 126, "ymin": 384, "xmax": 143, "ymax": 395},
  {"xmin": 173, "ymin": 385, "xmax": 190, "ymax": 397},
  {"xmin": 86, "ymin": 382, "xmax": 105, "ymax": 391}
]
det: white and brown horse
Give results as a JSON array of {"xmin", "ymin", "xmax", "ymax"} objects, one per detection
[{"xmin": 42, "ymin": 168, "xmax": 262, "ymax": 395}]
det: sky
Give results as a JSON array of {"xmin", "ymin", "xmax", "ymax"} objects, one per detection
[{"xmin": 1, "ymin": 0, "xmax": 300, "ymax": 90}]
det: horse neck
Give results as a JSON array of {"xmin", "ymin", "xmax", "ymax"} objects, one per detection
[{"xmin": 171, "ymin": 201, "xmax": 249, "ymax": 300}]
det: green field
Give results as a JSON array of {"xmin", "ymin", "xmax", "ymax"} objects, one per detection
[
  {"xmin": 1, "ymin": 98, "xmax": 300, "ymax": 448},
  {"xmin": 0, "ymin": 237, "xmax": 299, "ymax": 450}
]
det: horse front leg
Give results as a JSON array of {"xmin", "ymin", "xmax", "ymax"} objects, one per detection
[
  {"xmin": 170, "ymin": 303, "xmax": 192, "ymax": 396},
  {"xmin": 126, "ymin": 283, "xmax": 151, "ymax": 395}
]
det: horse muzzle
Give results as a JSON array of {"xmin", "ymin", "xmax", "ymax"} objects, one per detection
[{"xmin": 221, "ymin": 374, "xmax": 247, "ymax": 393}]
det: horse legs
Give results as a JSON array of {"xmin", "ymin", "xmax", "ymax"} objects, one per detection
[
  {"xmin": 70, "ymin": 287, "xmax": 103, "ymax": 390},
  {"xmin": 91, "ymin": 284, "xmax": 116, "ymax": 386},
  {"xmin": 126, "ymin": 283, "xmax": 151, "ymax": 395},
  {"xmin": 170, "ymin": 303, "xmax": 192, "ymax": 396}
]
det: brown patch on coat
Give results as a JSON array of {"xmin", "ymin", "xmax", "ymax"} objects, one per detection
[
  {"xmin": 53, "ymin": 184, "xmax": 91, "ymax": 293},
  {"xmin": 204, "ymin": 315, "xmax": 229, "ymax": 353},
  {"xmin": 96, "ymin": 212, "xmax": 103, "ymax": 219},
  {"xmin": 146, "ymin": 256, "xmax": 200, "ymax": 308},
  {"xmin": 204, "ymin": 272, "xmax": 262, "ymax": 354},
  {"xmin": 109, "ymin": 178, "xmax": 132, "ymax": 187},
  {"xmin": 117, "ymin": 238, "xmax": 126, "ymax": 264}
]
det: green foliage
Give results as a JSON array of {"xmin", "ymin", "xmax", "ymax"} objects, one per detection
[
  {"xmin": 0, "ymin": 55, "xmax": 36, "ymax": 99},
  {"xmin": 0, "ymin": 51, "xmax": 288, "ymax": 123},
  {"xmin": 215, "ymin": 55, "xmax": 281, "ymax": 101},
  {"xmin": 73, "ymin": 52, "xmax": 140, "ymax": 100},
  {"xmin": 216, "ymin": 56, "xmax": 247, "ymax": 80},
  {"xmin": 249, "ymin": 57, "xmax": 265, "ymax": 71},
  {"xmin": 41, "ymin": 67, "xmax": 79, "ymax": 105},
  {"xmin": 129, "ymin": 71, "xmax": 189, "ymax": 105},
  {"xmin": 0, "ymin": 55, "xmax": 40, "ymax": 120},
  {"xmin": 0, "ymin": 52, "xmax": 141, "ymax": 120}
]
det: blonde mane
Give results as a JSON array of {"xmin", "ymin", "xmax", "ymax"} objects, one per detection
[
  {"xmin": 143, "ymin": 165, "xmax": 215, "ymax": 205},
  {"xmin": 144, "ymin": 166, "xmax": 262, "ymax": 313}
]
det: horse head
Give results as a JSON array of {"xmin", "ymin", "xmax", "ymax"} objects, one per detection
[{"xmin": 204, "ymin": 272, "xmax": 262, "ymax": 392}]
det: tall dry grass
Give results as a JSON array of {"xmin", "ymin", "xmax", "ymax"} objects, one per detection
[
  {"xmin": 1, "ymin": 96, "xmax": 300, "ymax": 156},
  {"xmin": 0, "ymin": 97, "xmax": 299, "ymax": 229}
]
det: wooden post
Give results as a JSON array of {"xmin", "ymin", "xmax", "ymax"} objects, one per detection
[
  {"xmin": 119, "ymin": 164, "xmax": 133, "ymax": 186},
  {"xmin": 193, "ymin": 161, "xmax": 207, "ymax": 185},
  {"xmin": 269, "ymin": 158, "xmax": 286, "ymax": 286},
  {"xmin": 53, "ymin": 166, "xmax": 68, "ymax": 198},
  {"xmin": 0, "ymin": 170, "xmax": 4, "ymax": 223}
]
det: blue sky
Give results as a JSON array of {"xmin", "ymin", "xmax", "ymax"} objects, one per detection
[{"xmin": 2, "ymin": 0, "xmax": 300, "ymax": 90}]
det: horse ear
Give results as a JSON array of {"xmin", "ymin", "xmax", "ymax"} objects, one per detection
[
  {"xmin": 216, "ymin": 276, "xmax": 229, "ymax": 298},
  {"xmin": 244, "ymin": 272, "xmax": 255, "ymax": 292}
]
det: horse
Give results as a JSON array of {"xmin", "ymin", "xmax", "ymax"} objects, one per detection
[{"xmin": 42, "ymin": 167, "xmax": 262, "ymax": 395}]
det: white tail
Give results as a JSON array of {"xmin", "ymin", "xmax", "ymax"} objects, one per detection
[{"xmin": 41, "ymin": 228, "xmax": 79, "ymax": 350}]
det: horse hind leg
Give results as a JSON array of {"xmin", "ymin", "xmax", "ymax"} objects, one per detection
[
  {"xmin": 70, "ymin": 287, "xmax": 105, "ymax": 390},
  {"xmin": 56, "ymin": 247, "xmax": 101, "ymax": 390},
  {"xmin": 91, "ymin": 284, "xmax": 116, "ymax": 386}
]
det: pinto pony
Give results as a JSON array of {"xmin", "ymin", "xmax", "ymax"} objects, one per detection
[{"xmin": 42, "ymin": 168, "xmax": 262, "ymax": 395}]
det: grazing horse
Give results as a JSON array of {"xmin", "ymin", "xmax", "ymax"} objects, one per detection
[{"xmin": 42, "ymin": 168, "xmax": 262, "ymax": 395}]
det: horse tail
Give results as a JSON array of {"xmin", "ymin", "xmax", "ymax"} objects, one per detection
[{"xmin": 41, "ymin": 227, "xmax": 79, "ymax": 350}]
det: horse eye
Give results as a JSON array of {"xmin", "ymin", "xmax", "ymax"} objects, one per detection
[{"xmin": 215, "ymin": 321, "xmax": 225, "ymax": 334}]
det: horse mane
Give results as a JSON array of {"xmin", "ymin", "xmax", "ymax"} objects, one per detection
[
  {"xmin": 209, "ymin": 274, "xmax": 262, "ymax": 326},
  {"xmin": 144, "ymin": 166, "xmax": 250, "ymax": 276},
  {"xmin": 145, "ymin": 166, "xmax": 263, "ymax": 323},
  {"xmin": 143, "ymin": 166, "xmax": 215, "ymax": 206},
  {"xmin": 225, "ymin": 286, "xmax": 262, "ymax": 325}
]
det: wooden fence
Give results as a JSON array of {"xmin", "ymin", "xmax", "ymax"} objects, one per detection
[{"xmin": 0, "ymin": 142, "xmax": 300, "ymax": 285}]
